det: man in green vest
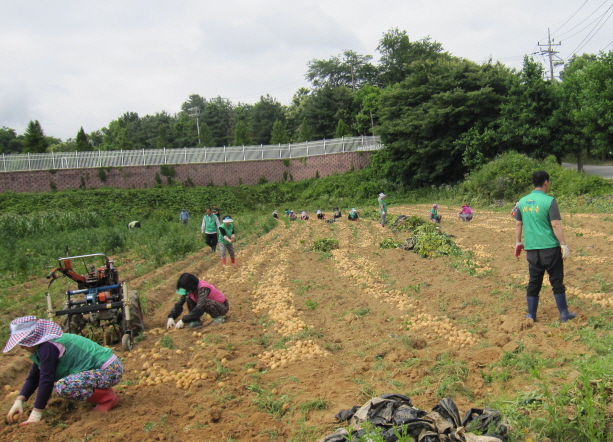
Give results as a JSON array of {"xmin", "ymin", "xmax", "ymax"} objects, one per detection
[
  {"xmin": 201, "ymin": 207, "xmax": 220, "ymax": 253},
  {"xmin": 514, "ymin": 171, "xmax": 575, "ymax": 322}
]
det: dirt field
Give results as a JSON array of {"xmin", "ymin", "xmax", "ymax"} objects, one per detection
[{"xmin": 1, "ymin": 203, "xmax": 612, "ymax": 442}]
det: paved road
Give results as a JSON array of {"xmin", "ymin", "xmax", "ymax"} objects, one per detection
[{"xmin": 562, "ymin": 163, "xmax": 613, "ymax": 180}]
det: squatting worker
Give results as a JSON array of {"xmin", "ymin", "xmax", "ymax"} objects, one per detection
[
  {"xmin": 5, "ymin": 316, "xmax": 123, "ymax": 426},
  {"xmin": 201, "ymin": 207, "xmax": 220, "ymax": 253},
  {"xmin": 514, "ymin": 171, "xmax": 576, "ymax": 322},
  {"xmin": 378, "ymin": 193, "xmax": 387, "ymax": 227},
  {"xmin": 218, "ymin": 216, "xmax": 236, "ymax": 266},
  {"xmin": 167, "ymin": 273, "xmax": 229, "ymax": 329}
]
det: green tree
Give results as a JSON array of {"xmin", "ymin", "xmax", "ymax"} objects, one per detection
[
  {"xmin": 270, "ymin": 120, "xmax": 289, "ymax": 144},
  {"xmin": 354, "ymin": 85, "xmax": 381, "ymax": 135},
  {"xmin": 199, "ymin": 122, "xmax": 214, "ymax": 147},
  {"xmin": 377, "ymin": 28, "xmax": 448, "ymax": 86},
  {"xmin": 23, "ymin": 120, "xmax": 49, "ymax": 153},
  {"xmin": 180, "ymin": 94, "xmax": 207, "ymax": 114},
  {"xmin": 496, "ymin": 57, "xmax": 560, "ymax": 159},
  {"xmin": 156, "ymin": 124, "xmax": 170, "ymax": 149},
  {"xmin": 76, "ymin": 127, "xmax": 91, "ymax": 151},
  {"xmin": 377, "ymin": 57, "xmax": 512, "ymax": 186},
  {"xmin": 0, "ymin": 126, "xmax": 24, "ymax": 154},
  {"xmin": 560, "ymin": 52, "xmax": 613, "ymax": 163},
  {"xmin": 202, "ymin": 97, "xmax": 234, "ymax": 147},
  {"xmin": 306, "ymin": 50, "xmax": 377, "ymax": 90},
  {"xmin": 232, "ymin": 119, "xmax": 252, "ymax": 146},
  {"xmin": 302, "ymin": 85, "xmax": 357, "ymax": 139},
  {"xmin": 250, "ymin": 95, "xmax": 285, "ymax": 145},
  {"xmin": 295, "ymin": 118, "xmax": 314, "ymax": 142},
  {"xmin": 174, "ymin": 112, "xmax": 197, "ymax": 147},
  {"xmin": 334, "ymin": 119, "xmax": 352, "ymax": 138}
]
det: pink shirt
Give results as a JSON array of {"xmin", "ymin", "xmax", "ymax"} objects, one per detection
[
  {"xmin": 460, "ymin": 206, "xmax": 472, "ymax": 215},
  {"xmin": 189, "ymin": 280, "xmax": 226, "ymax": 304}
]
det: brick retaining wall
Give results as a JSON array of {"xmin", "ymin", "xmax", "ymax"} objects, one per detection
[{"xmin": 0, "ymin": 151, "xmax": 372, "ymax": 193}]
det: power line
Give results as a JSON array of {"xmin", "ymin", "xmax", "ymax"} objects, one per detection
[
  {"xmin": 556, "ymin": 2, "xmax": 613, "ymax": 42},
  {"xmin": 552, "ymin": 0, "xmax": 590, "ymax": 35},
  {"xmin": 568, "ymin": 3, "xmax": 613, "ymax": 57},
  {"xmin": 554, "ymin": 0, "xmax": 610, "ymax": 39}
]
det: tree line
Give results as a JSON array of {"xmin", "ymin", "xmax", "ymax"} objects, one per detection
[{"xmin": 1, "ymin": 28, "xmax": 612, "ymax": 188}]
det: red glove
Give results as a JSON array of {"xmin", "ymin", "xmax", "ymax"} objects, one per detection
[{"xmin": 514, "ymin": 243, "xmax": 524, "ymax": 258}]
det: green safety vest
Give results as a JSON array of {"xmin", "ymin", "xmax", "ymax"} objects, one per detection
[
  {"xmin": 32, "ymin": 333, "xmax": 113, "ymax": 381},
  {"xmin": 518, "ymin": 190, "xmax": 559, "ymax": 250}
]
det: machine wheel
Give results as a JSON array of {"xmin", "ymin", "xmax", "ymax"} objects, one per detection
[
  {"xmin": 60, "ymin": 302, "xmax": 86, "ymax": 334},
  {"xmin": 127, "ymin": 290, "xmax": 145, "ymax": 336},
  {"xmin": 122, "ymin": 334, "xmax": 133, "ymax": 351}
]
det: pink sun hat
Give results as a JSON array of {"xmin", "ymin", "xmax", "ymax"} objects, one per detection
[{"xmin": 3, "ymin": 316, "xmax": 63, "ymax": 353}]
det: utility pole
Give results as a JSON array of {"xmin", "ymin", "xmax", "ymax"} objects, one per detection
[
  {"xmin": 188, "ymin": 107, "xmax": 201, "ymax": 146},
  {"xmin": 538, "ymin": 28, "xmax": 563, "ymax": 80}
]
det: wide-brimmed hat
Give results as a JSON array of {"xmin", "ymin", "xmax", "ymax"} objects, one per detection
[
  {"xmin": 432, "ymin": 204, "xmax": 439, "ymax": 209},
  {"xmin": 3, "ymin": 316, "xmax": 63, "ymax": 353},
  {"xmin": 222, "ymin": 216, "xmax": 233, "ymax": 223},
  {"xmin": 379, "ymin": 193, "xmax": 386, "ymax": 197},
  {"xmin": 351, "ymin": 208, "xmax": 357, "ymax": 212},
  {"xmin": 316, "ymin": 210, "xmax": 321, "ymax": 214}
]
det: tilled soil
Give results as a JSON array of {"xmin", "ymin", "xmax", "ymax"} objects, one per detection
[{"xmin": 1, "ymin": 204, "xmax": 612, "ymax": 442}]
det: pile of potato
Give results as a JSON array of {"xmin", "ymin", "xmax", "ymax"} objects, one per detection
[
  {"xmin": 250, "ymin": 239, "xmax": 310, "ymax": 337},
  {"xmin": 567, "ymin": 286, "xmax": 612, "ymax": 307},
  {"xmin": 4, "ymin": 385, "xmax": 18, "ymax": 401},
  {"xmin": 403, "ymin": 313, "xmax": 479, "ymax": 349},
  {"xmin": 511, "ymin": 274, "xmax": 613, "ymax": 307},
  {"xmin": 453, "ymin": 238, "xmax": 493, "ymax": 275},
  {"xmin": 123, "ymin": 337, "xmax": 221, "ymax": 391},
  {"xmin": 567, "ymin": 227, "xmax": 611, "ymax": 240},
  {"xmin": 573, "ymin": 256, "xmax": 609, "ymax": 264},
  {"xmin": 257, "ymin": 339, "xmax": 329, "ymax": 369}
]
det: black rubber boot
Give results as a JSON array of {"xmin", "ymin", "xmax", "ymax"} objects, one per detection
[
  {"xmin": 554, "ymin": 293, "xmax": 577, "ymax": 322},
  {"xmin": 526, "ymin": 296, "xmax": 539, "ymax": 321}
]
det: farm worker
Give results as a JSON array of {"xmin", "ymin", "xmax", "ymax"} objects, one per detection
[
  {"xmin": 211, "ymin": 205, "xmax": 221, "ymax": 220},
  {"xmin": 457, "ymin": 204, "xmax": 473, "ymax": 222},
  {"xmin": 316, "ymin": 210, "xmax": 325, "ymax": 220},
  {"xmin": 284, "ymin": 208, "xmax": 291, "ymax": 216},
  {"xmin": 333, "ymin": 207, "xmax": 342, "ymax": 219},
  {"xmin": 348, "ymin": 208, "xmax": 359, "ymax": 221},
  {"xmin": 179, "ymin": 208, "xmax": 190, "ymax": 224},
  {"xmin": 127, "ymin": 221, "xmax": 141, "ymax": 229},
  {"xmin": 218, "ymin": 216, "xmax": 236, "ymax": 266},
  {"xmin": 378, "ymin": 193, "xmax": 387, "ymax": 227},
  {"xmin": 289, "ymin": 211, "xmax": 297, "ymax": 221},
  {"xmin": 166, "ymin": 273, "xmax": 229, "ymax": 329},
  {"xmin": 514, "ymin": 171, "xmax": 575, "ymax": 322},
  {"xmin": 430, "ymin": 204, "xmax": 442, "ymax": 223},
  {"xmin": 4, "ymin": 316, "xmax": 124, "ymax": 425},
  {"xmin": 272, "ymin": 211, "xmax": 279, "ymax": 219},
  {"xmin": 201, "ymin": 207, "xmax": 220, "ymax": 253},
  {"xmin": 301, "ymin": 211, "xmax": 309, "ymax": 220}
]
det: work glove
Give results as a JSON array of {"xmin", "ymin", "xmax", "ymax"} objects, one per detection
[
  {"xmin": 19, "ymin": 409, "xmax": 42, "ymax": 426},
  {"xmin": 514, "ymin": 243, "xmax": 524, "ymax": 258},
  {"xmin": 166, "ymin": 317, "xmax": 175, "ymax": 329},
  {"xmin": 561, "ymin": 244, "xmax": 569, "ymax": 260},
  {"xmin": 7, "ymin": 399, "xmax": 23, "ymax": 423},
  {"xmin": 175, "ymin": 320, "xmax": 185, "ymax": 329}
]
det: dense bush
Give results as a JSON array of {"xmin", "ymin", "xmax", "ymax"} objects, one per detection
[{"xmin": 462, "ymin": 152, "xmax": 613, "ymax": 202}]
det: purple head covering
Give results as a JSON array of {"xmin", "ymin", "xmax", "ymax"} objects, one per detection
[{"xmin": 3, "ymin": 316, "xmax": 63, "ymax": 353}]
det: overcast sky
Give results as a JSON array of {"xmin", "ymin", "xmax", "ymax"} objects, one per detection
[{"xmin": 2, "ymin": 0, "xmax": 612, "ymax": 141}]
